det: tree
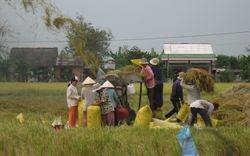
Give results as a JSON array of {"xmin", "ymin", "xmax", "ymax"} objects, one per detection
[
  {"xmin": 5, "ymin": 1, "xmax": 110, "ymax": 76},
  {"xmin": 29, "ymin": 66, "xmax": 43, "ymax": 82},
  {"xmin": 228, "ymin": 56, "xmax": 240, "ymax": 69},
  {"xmin": 109, "ymin": 46, "xmax": 151, "ymax": 70},
  {"xmin": 0, "ymin": 22, "xmax": 11, "ymax": 60},
  {"xmin": 214, "ymin": 54, "xmax": 229, "ymax": 68},
  {"xmin": 65, "ymin": 16, "xmax": 113, "ymax": 59},
  {"xmin": 13, "ymin": 60, "xmax": 30, "ymax": 82},
  {"xmin": 241, "ymin": 55, "xmax": 250, "ymax": 81},
  {"xmin": 0, "ymin": 59, "xmax": 11, "ymax": 81},
  {"xmin": 60, "ymin": 68, "xmax": 73, "ymax": 82},
  {"xmin": 218, "ymin": 71, "xmax": 234, "ymax": 82}
]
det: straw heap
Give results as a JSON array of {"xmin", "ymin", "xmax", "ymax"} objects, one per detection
[{"xmin": 212, "ymin": 84, "xmax": 250, "ymax": 126}]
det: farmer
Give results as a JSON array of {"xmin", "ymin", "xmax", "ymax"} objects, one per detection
[
  {"xmin": 93, "ymin": 82, "xmax": 115, "ymax": 127},
  {"xmin": 102, "ymin": 80, "xmax": 121, "ymax": 126},
  {"xmin": 81, "ymin": 77, "xmax": 96, "ymax": 127},
  {"xmin": 150, "ymin": 58, "xmax": 164, "ymax": 111},
  {"xmin": 165, "ymin": 75, "xmax": 184, "ymax": 121},
  {"xmin": 66, "ymin": 76, "xmax": 82, "ymax": 128},
  {"xmin": 180, "ymin": 77, "xmax": 201, "ymax": 122},
  {"xmin": 189, "ymin": 99, "xmax": 219, "ymax": 127},
  {"xmin": 139, "ymin": 57, "xmax": 156, "ymax": 114}
]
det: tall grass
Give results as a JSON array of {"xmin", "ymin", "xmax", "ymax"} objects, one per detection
[{"xmin": 0, "ymin": 82, "xmax": 249, "ymax": 156}]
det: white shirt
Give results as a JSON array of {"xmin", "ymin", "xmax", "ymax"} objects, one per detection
[
  {"xmin": 180, "ymin": 81, "xmax": 201, "ymax": 105},
  {"xmin": 66, "ymin": 84, "xmax": 80, "ymax": 108},
  {"xmin": 81, "ymin": 85, "xmax": 96, "ymax": 111},
  {"xmin": 190, "ymin": 99, "xmax": 214, "ymax": 116}
]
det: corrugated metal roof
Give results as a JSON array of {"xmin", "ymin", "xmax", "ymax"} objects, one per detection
[{"xmin": 163, "ymin": 43, "xmax": 213, "ymax": 54}]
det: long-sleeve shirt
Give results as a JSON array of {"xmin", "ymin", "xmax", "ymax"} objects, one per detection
[
  {"xmin": 170, "ymin": 79, "xmax": 183, "ymax": 101},
  {"xmin": 66, "ymin": 84, "xmax": 80, "ymax": 108},
  {"xmin": 180, "ymin": 80, "xmax": 201, "ymax": 105},
  {"xmin": 106, "ymin": 88, "xmax": 120, "ymax": 109},
  {"xmin": 190, "ymin": 100, "xmax": 214, "ymax": 116},
  {"xmin": 81, "ymin": 85, "xmax": 96, "ymax": 111},
  {"xmin": 100, "ymin": 90, "xmax": 115, "ymax": 115},
  {"xmin": 140, "ymin": 65, "xmax": 155, "ymax": 88},
  {"xmin": 150, "ymin": 65, "xmax": 163, "ymax": 85}
]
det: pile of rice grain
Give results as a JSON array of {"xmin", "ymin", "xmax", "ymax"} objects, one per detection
[{"xmin": 211, "ymin": 84, "xmax": 250, "ymax": 126}]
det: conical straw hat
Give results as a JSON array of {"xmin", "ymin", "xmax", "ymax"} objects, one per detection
[
  {"xmin": 82, "ymin": 77, "xmax": 96, "ymax": 85},
  {"xmin": 102, "ymin": 80, "xmax": 114, "ymax": 88}
]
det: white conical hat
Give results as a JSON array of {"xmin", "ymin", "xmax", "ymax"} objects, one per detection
[
  {"xmin": 101, "ymin": 80, "xmax": 114, "ymax": 88},
  {"xmin": 82, "ymin": 77, "xmax": 96, "ymax": 85}
]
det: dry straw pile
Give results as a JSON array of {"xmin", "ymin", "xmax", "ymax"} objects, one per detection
[
  {"xmin": 181, "ymin": 68, "xmax": 215, "ymax": 93},
  {"xmin": 212, "ymin": 84, "xmax": 250, "ymax": 126}
]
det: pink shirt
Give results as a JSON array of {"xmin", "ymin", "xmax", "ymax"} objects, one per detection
[{"xmin": 141, "ymin": 65, "xmax": 155, "ymax": 88}]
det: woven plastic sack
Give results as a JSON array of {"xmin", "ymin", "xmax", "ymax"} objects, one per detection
[
  {"xmin": 87, "ymin": 105, "xmax": 101, "ymax": 128},
  {"xmin": 197, "ymin": 115, "xmax": 218, "ymax": 128},
  {"xmin": 176, "ymin": 102, "xmax": 190, "ymax": 122},
  {"xmin": 133, "ymin": 105, "xmax": 152, "ymax": 127},
  {"xmin": 78, "ymin": 100, "xmax": 84, "ymax": 126}
]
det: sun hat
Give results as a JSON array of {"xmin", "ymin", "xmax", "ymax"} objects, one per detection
[
  {"xmin": 71, "ymin": 76, "xmax": 79, "ymax": 82},
  {"xmin": 101, "ymin": 80, "xmax": 114, "ymax": 88},
  {"xmin": 139, "ymin": 57, "xmax": 149, "ymax": 64},
  {"xmin": 82, "ymin": 77, "xmax": 96, "ymax": 85},
  {"xmin": 92, "ymin": 83, "xmax": 102, "ymax": 92},
  {"xmin": 150, "ymin": 58, "xmax": 159, "ymax": 65}
]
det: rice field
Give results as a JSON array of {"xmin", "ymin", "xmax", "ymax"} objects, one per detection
[{"xmin": 0, "ymin": 82, "xmax": 249, "ymax": 156}]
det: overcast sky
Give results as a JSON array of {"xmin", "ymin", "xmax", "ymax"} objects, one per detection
[{"xmin": 1, "ymin": 0, "xmax": 250, "ymax": 56}]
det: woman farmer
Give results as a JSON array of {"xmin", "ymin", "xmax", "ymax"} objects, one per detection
[
  {"xmin": 81, "ymin": 77, "xmax": 96, "ymax": 127},
  {"xmin": 66, "ymin": 76, "xmax": 82, "ymax": 128},
  {"xmin": 102, "ymin": 80, "xmax": 121, "ymax": 126},
  {"xmin": 140, "ymin": 57, "xmax": 156, "ymax": 114},
  {"xmin": 93, "ymin": 81, "xmax": 115, "ymax": 127}
]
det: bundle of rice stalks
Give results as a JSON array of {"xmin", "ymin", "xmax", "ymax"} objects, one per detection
[
  {"xmin": 181, "ymin": 68, "xmax": 215, "ymax": 93},
  {"xmin": 120, "ymin": 65, "xmax": 142, "ymax": 74},
  {"xmin": 211, "ymin": 84, "xmax": 250, "ymax": 126}
]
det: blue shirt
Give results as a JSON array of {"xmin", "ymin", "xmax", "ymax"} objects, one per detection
[
  {"xmin": 150, "ymin": 65, "xmax": 163, "ymax": 84},
  {"xmin": 170, "ymin": 79, "xmax": 183, "ymax": 101}
]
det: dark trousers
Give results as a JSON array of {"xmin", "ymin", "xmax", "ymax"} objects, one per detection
[
  {"xmin": 147, "ymin": 87, "xmax": 155, "ymax": 112},
  {"xmin": 165, "ymin": 99, "xmax": 181, "ymax": 118},
  {"xmin": 190, "ymin": 107, "xmax": 212, "ymax": 127},
  {"xmin": 153, "ymin": 83, "xmax": 163, "ymax": 109}
]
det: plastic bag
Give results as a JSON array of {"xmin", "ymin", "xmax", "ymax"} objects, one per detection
[{"xmin": 176, "ymin": 125, "xmax": 199, "ymax": 156}]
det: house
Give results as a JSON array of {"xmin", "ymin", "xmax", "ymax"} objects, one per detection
[
  {"xmin": 9, "ymin": 47, "xmax": 83, "ymax": 82},
  {"xmin": 161, "ymin": 43, "xmax": 217, "ymax": 77}
]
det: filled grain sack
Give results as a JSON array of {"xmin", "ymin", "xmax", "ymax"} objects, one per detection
[
  {"xmin": 87, "ymin": 104, "xmax": 102, "ymax": 128},
  {"xmin": 176, "ymin": 102, "xmax": 190, "ymax": 122},
  {"xmin": 133, "ymin": 105, "xmax": 152, "ymax": 127},
  {"xmin": 78, "ymin": 100, "xmax": 84, "ymax": 126},
  {"xmin": 197, "ymin": 115, "xmax": 218, "ymax": 128}
]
